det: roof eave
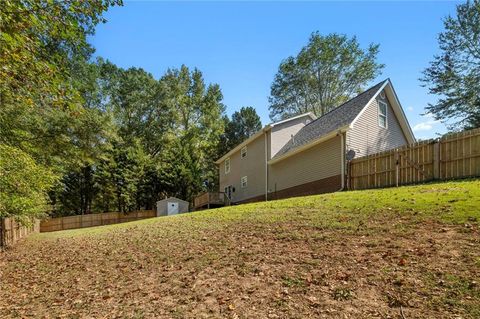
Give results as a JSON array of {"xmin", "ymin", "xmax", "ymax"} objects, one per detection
[
  {"xmin": 270, "ymin": 112, "xmax": 317, "ymax": 127},
  {"xmin": 214, "ymin": 125, "xmax": 271, "ymax": 165},
  {"xmin": 349, "ymin": 79, "xmax": 390, "ymax": 128},
  {"xmin": 268, "ymin": 125, "xmax": 350, "ymax": 165},
  {"xmin": 348, "ymin": 79, "xmax": 415, "ymax": 144},
  {"xmin": 214, "ymin": 112, "xmax": 317, "ymax": 165},
  {"xmin": 385, "ymin": 81, "xmax": 416, "ymax": 144}
]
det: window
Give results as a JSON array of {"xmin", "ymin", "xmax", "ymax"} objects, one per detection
[
  {"xmin": 224, "ymin": 158, "xmax": 230, "ymax": 174},
  {"xmin": 241, "ymin": 176, "xmax": 247, "ymax": 188},
  {"xmin": 241, "ymin": 146, "xmax": 247, "ymax": 159},
  {"xmin": 378, "ymin": 101, "xmax": 387, "ymax": 128}
]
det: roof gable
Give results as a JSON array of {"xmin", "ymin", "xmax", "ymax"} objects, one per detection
[
  {"xmin": 272, "ymin": 80, "xmax": 388, "ymax": 160},
  {"xmin": 214, "ymin": 112, "xmax": 316, "ymax": 164}
]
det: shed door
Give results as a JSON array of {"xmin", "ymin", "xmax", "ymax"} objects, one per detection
[{"xmin": 167, "ymin": 202, "xmax": 179, "ymax": 215}]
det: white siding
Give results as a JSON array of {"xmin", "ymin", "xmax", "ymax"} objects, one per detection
[
  {"xmin": 347, "ymin": 89, "xmax": 408, "ymax": 158},
  {"xmin": 268, "ymin": 135, "xmax": 342, "ymax": 192},
  {"xmin": 270, "ymin": 116, "xmax": 311, "ymax": 158},
  {"xmin": 156, "ymin": 197, "xmax": 189, "ymax": 216},
  {"xmin": 219, "ymin": 133, "xmax": 267, "ymax": 203}
]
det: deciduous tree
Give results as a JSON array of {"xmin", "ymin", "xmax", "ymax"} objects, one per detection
[
  {"xmin": 269, "ymin": 32, "xmax": 383, "ymax": 120},
  {"xmin": 421, "ymin": 0, "xmax": 480, "ymax": 129}
]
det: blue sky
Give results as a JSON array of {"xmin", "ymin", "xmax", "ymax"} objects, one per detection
[{"xmin": 90, "ymin": 1, "xmax": 460, "ymax": 140}]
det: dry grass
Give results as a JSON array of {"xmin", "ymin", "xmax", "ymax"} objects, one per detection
[{"xmin": 1, "ymin": 180, "xmax": 479, "ymax": 318}]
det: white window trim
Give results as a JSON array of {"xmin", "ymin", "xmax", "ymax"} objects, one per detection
[
  {"xmin": 241, "ymin": 146, "xmax": 247, "ymax": 159},
  {"xmin": 241, "ymin": 176, "xmax": 247, "ymax": 188},
  {"xmin": 378, "ymin": 100, "xmax": 388, "ymax": 129},
  {"xmin": 224, "ymin": 158, "xmax": 231, "ymax": 174}
]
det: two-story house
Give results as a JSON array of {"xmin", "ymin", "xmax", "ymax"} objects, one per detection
[{"xmin": 215, "ymin": 79, "xmax": 415, "ymax": 204}]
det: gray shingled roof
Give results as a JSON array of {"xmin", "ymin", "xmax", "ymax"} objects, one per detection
[{"xmin": 273, "ymin": 79, "xmax": 387, "ymax": 159}]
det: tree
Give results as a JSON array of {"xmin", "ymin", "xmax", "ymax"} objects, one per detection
[
  {"xmin": 229, "ymin": 106, "xmax": 262, "ymax": 145},
  {"xmin": 93, "ymin": 139, "xmax": 148, "ymax": 213},
  {"xmin": 160, "ymin": 65, "xmax": 225, "ymax": 200},
  {"xmin": 95, "ymin": 61, "xmax": 175, "ymax": 210},
  {"xmin": 0, "ymin": 1, "xmax": 122, "ymax": 164},
  {"xmin": 269, "ymin": 32, "xmax": 384, "ymax": 121},
  {"xmin": 0, "ymin": 0, "xmax": 121, "ymax": 220},
  {"xmin": 0, "ymin": 145, "xmax": 56, "ymax": 222},
  {"xmin": 421, "ymin": 0, "xmax": 480, "ymax": 129},
  {"xmin": 219, "ymin": 107, "xmax": 262, "ymax": 155},
  {"xmin": 49, "ymin": 59, "xmax": 118, "ymax": 216}
]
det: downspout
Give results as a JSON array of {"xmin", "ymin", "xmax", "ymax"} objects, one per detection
[
  {"xmin": 339, "ymin": 131, "xmax": 346, "ymax": 191},
  {"xmin": 264, "ymin": 130, "xmax": 268, "ymax": 201}
]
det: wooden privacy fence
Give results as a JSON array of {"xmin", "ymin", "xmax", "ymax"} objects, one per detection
[
  {"xmin": 349, "ymin": 128, "xmax": 480, "ymax": 190},
  {"xmin": 0, "ymin": 218, "xmax": 40, "ymax": 249},
  {"xmin": 40, "ymin": 210, "xmax": 156, "ymax": 233}
]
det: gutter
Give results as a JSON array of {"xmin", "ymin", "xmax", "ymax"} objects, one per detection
[{"xmin": 264, "ymin": 131, "xmax": 268, "ymax": 201}]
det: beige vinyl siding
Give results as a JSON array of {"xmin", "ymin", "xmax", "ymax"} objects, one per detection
[
  {"xmin": 270, "ymin": 116, "xmax": 311, "ymax": 158},
  {"xmin": 219, "ymin": 133, "xmax": 266, "ymax": 203},
  {"xmin": 268, "ymin": 135, "xmax": 342, "ymax": 192},
  {"xmin": 347, "ymin": 89, "xmax": 408, "ymax": 157}
]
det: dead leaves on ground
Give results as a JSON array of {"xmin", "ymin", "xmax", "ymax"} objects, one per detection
[{"xmin": 0, "ymin": 219, "xmax": 478, "ymax": 318}]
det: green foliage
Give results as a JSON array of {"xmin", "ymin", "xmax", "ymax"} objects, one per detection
[
  {"xmin": 219, "ymin": 106, "xmax": 262, "ymax": 156},
  {"xmin": 0, "ymin": 0, "xmax": 121, "ymax": 219},
  {"xmin": 52, "ymin": 63, "xmax": 227, "ymax": 215},
  {"xmin": 0, "ymin": 1, "xmax": 239, "ymax": 217},
  {"xmin": 269, "ymin": 32, "xmax": 384, "ymax": 120},
  {"xmin": 94, "ymin": 139, "xmax": 149, "ymax": 213},
  {"xmin": 0, "ymin": 144, "xmax": 56, "ymax": 222},
  {"xmin": 159, "ymin": 65, "xmax": 226, "ymax": 198},
  {"xmin": 421, "ymin": 0, "xmax": 480, "ymax": 129},
  {"xmin": 0, "ymin": 0, "xmax": 122, "ymax": 90}
]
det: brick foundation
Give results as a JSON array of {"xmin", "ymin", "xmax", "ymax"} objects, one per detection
[
  {"xmin": 233, "ymin": 194, "xmax": 266, "ymax": 205},
  {"xmin": 269, "ymin": 174, "xmax": 342, "ymax": 201},
  {"xmin": 231, "ymin": 174, "xmax": 342, "ymax": 204}
]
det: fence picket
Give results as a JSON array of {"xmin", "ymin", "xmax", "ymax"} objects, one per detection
[
  {"xmin": 349, "ymin": 128, "xmax": 480, "ymax": 190},
  {"xmin": 40, "ymin": 210, "xmax": 156, "ymax": 233}
]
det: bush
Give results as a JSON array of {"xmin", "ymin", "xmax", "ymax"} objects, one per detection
[{"xmin": 0, "ymin": 144, "xmax": 56, "ymax": 223}]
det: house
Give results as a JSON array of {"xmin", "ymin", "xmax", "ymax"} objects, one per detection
[
  {"xmin": 212, "ymin": 79, "xmax": 415, "ymax": 205},
  {"xmin": 157, "ymin": 197, "xmax": 190, "ymax": 216}
]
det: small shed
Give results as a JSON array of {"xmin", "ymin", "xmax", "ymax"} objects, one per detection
[{"xmin": 156, "ymin": 197, "xmax": 190, "ymax": 216}]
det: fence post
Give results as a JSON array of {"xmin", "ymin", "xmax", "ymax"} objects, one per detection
[
  {"xmin": 0, "ymin": 218, "xmax": 4, "ymax": 248},
  {"xmin": 394, "ymin": 150, "xmax": 399, "ymax": 187},
  {"xmin": 346, "ymin": 161, "xmax": 351, "ymax": 190},
  {"xmin": 433, "ymin": 140, "xmax": 440, "ymax": 180}
]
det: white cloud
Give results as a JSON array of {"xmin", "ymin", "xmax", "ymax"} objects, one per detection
[
  {"xmin": 412, "ymin": 114, "xmax": 441, "ymax": 132},
  {"xmin": 413, "ymin": 122, "xmax": 433, "ymax": 132},
  {"xmin": 407, "ymin": 106, "xmax": 414, "ymax": 112}
]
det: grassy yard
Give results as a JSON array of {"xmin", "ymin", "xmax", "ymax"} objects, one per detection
[{"xmin": 1, "ymin": 180, "xmax": 479, "ymax": 318}]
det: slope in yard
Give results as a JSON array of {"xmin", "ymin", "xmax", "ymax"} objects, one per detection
[{"xmin": 1, "ymin": 180, "xmax": 479, "ymax": 318}]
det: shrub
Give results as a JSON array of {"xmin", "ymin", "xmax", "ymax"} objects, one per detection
[{"xmin": 0, "ymin": 144, "xmax": 56, "ymax": 223}]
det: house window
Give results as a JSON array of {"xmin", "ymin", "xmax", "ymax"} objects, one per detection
[
  {"xmin": 241, "ymin": 146, "xmax": 247, "ymax": 159},
  {"xmin": 225, "ymin": 158, "xmax": 230, "ymax": 174},
  {"xmin": 241, "ymin": 176, "xmax": 247, "ymax": 188},
  {"xmin": 378, "ymin": 101, "xmax": 387, "ymax": 128}
]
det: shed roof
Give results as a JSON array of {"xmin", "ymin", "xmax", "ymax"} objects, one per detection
[{"xmin": 156, "ymin": 197, "xmax": 189, "ymax": 204}]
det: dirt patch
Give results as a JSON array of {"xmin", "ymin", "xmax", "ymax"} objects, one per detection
[{"xmin": 0, "ymin": 217, "xmax": 478, "ymax": 318}]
